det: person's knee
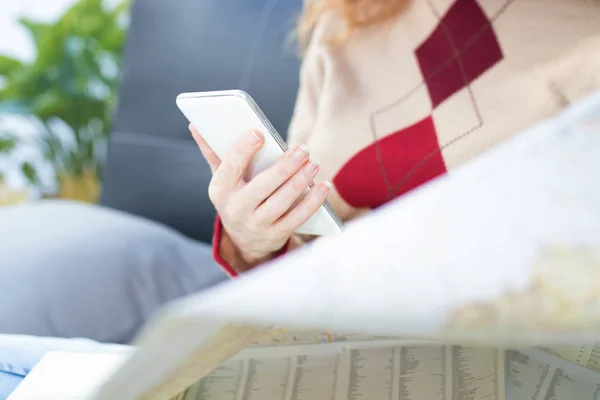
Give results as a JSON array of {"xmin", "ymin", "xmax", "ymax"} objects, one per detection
[{"xmin": 0, "ymin": 201, "xmax": 226, "ymax": 343}]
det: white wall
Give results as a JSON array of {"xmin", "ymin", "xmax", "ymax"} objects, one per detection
[
  {"xmin": 0, "ymin": 0, "xmax": 122, "ymax": 60},
  {"xmin": 0, "ymin": 0, "xmax": 81, "ymax": 61}
]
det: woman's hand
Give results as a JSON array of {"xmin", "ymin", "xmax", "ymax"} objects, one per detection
[{"xmin": 190, "ymin": 124, "xmax": 331, "ymax": 265}]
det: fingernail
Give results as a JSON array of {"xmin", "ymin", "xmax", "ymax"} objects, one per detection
[
  {"xmin": 293, "ymin": 144, "xmax": 309, "ymax": 160},
  {"xmin": 249, "ymin": 130, "xmax": 262, "ymax": 144},
  {"xmin": 303, "ymin": 160, "xmax": 319, "ymax": 175},
  {"xmin": 318, "ymin": 180, "xmax": 332, "ymax": 195}
]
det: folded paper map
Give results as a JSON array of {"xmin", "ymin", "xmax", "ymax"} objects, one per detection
[{"xmin": 8, "ymin": 90, "xmax": 600, "ymax": 400}]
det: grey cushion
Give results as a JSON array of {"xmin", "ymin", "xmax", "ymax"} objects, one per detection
[
  {"xmin": 0, "ymin": 200, "xmax": 227, "ymax": 343},
  {"xmin": 99, "ymin": 0, "xmax": 303, "ymax": 243}
]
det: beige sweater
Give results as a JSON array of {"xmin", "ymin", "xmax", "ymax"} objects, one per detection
[
  {"xmin": 215, "ymin": 0, "xmax": 600, "ymax": 275},
  {"xmin": 289, "ymin": 0, "xmax": 600, "ymax": 221}
]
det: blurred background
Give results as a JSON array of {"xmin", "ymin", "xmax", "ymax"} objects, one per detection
[
  {"xmin": 0, "ymin": 0, "xmax": 303, "ymax": 342},
  {"xmin": 0, "ymin": 0, "xmax": 129, "ymax": 204},
  {"xmin": 0, "ymin": 0, "xmax": 302, "ymax": 243}
]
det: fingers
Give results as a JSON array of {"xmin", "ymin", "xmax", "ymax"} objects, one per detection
[
  {"xmin": 189, "ymin": 124, "xmax": 221, "ymax": 173},
  {"xmin": 241, "ymin": 144, "xmax": 310, "ymax": 207},
  {"xmin": 191, "ymin": 123, "xmax": 330, "ymax": 237},
  {"xmin": 209, "ymin": 130, "xmax": 264, "ymax": 201},
  {"xmin": 254, "ymin": 158, "xmax": 320, "ymax": 223},
  {"xmin": 274, "ymin": 181, "xmax": 332, "ymax": 233}
]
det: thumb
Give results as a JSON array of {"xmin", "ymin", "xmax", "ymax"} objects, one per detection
[{"xmin": 189, "ymin": 124, "xmax": 221, "ymax": 174}]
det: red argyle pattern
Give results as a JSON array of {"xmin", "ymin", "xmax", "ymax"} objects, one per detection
[
  {"xmin": 334, "ymin": 0, "xmax": 507, "ymax": 209},
  {"xmin": 334, "ymin": 116, "xmax": 445, "ymax": 208}
]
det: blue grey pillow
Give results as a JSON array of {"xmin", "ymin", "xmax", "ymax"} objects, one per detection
[{"xmin": 0, "ymin": 200, "xmax": 226, "ymax": 343}]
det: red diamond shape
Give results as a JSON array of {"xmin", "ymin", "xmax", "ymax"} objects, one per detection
[
  {"xmin": 334, "ymin": 116, "xmax": 447, "ymax": 209},
  {"xmin": 416, "ymin": 0, "xmax": 503, "ymax": 108}
]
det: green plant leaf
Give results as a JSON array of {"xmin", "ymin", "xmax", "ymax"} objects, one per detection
[
  {"xmin": 21, "ymin": 161, "xmax": 39, "ymax": 185},
  {"xmin": 98, "ymin": 27, "xmax": 126, "ymax": 53},
  {"xmin": 32, "ymin": 89, "xmax": 68, "ymax": 120},
  {"xmin": 85, "ymin": 138, "xmax": 95, "ymax": 161},
  {"xmin": 1, "ymin": 62, "xmax": 50, "ymax": 106},
  {"xmin": 0, "ymin": 55, "xmax": 23, "ymax": 77},
  {"xmin": 18, "ymin": 18, "xmax": 51, "ymax": 45},
  {"xmin": 32, "ymin": 26, "xmax": 67, "ymax": 76},
  {"xmin": 0, "ymin": 135, "xmax": 17, "ymax": 153}
]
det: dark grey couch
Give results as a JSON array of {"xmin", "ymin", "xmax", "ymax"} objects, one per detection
[{"xmin": 100, "ymin": 0, "xmax": 303, "ymax": 244}]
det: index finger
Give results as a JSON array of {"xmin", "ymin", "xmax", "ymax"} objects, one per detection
[
  {"xmin": 189, "ymin": 124, "xmax": 221, "ymax": 174},
  {"xmin": 212, "ymin": 130, "xmax": 264, "ymax": 192}
]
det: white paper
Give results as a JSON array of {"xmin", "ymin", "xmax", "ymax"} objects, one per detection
[
  {"xmin": 541, "ymin": 344, "xmax": 600, "ymax": 374},
  {"xmin": 519, "ymin": 344, "xmax": 600, "ymax": 384},
  {"xmin": 182, "ymin": 344, "xmax": 504, "ymax": 400},
  {"xmin": 507, "ymin": 350, "xmax": 600, "ymax": 400},
  {"xmin": 7, "ymin": 352, "xmax": 127, "ymax": 400}
]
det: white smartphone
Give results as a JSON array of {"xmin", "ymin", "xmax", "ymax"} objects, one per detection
[{"xmin": 176, "ymin": 89, "xmax": 344, "ymax": 236}]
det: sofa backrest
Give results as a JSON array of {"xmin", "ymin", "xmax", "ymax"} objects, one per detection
[{"xmin": 100, "ymin": 0, "xmax": 303, "ymax": 243}]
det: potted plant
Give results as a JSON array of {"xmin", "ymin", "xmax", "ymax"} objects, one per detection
[{"xmin": 0, "ymin": 0, "xmax": 129, "ymax": 203}]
